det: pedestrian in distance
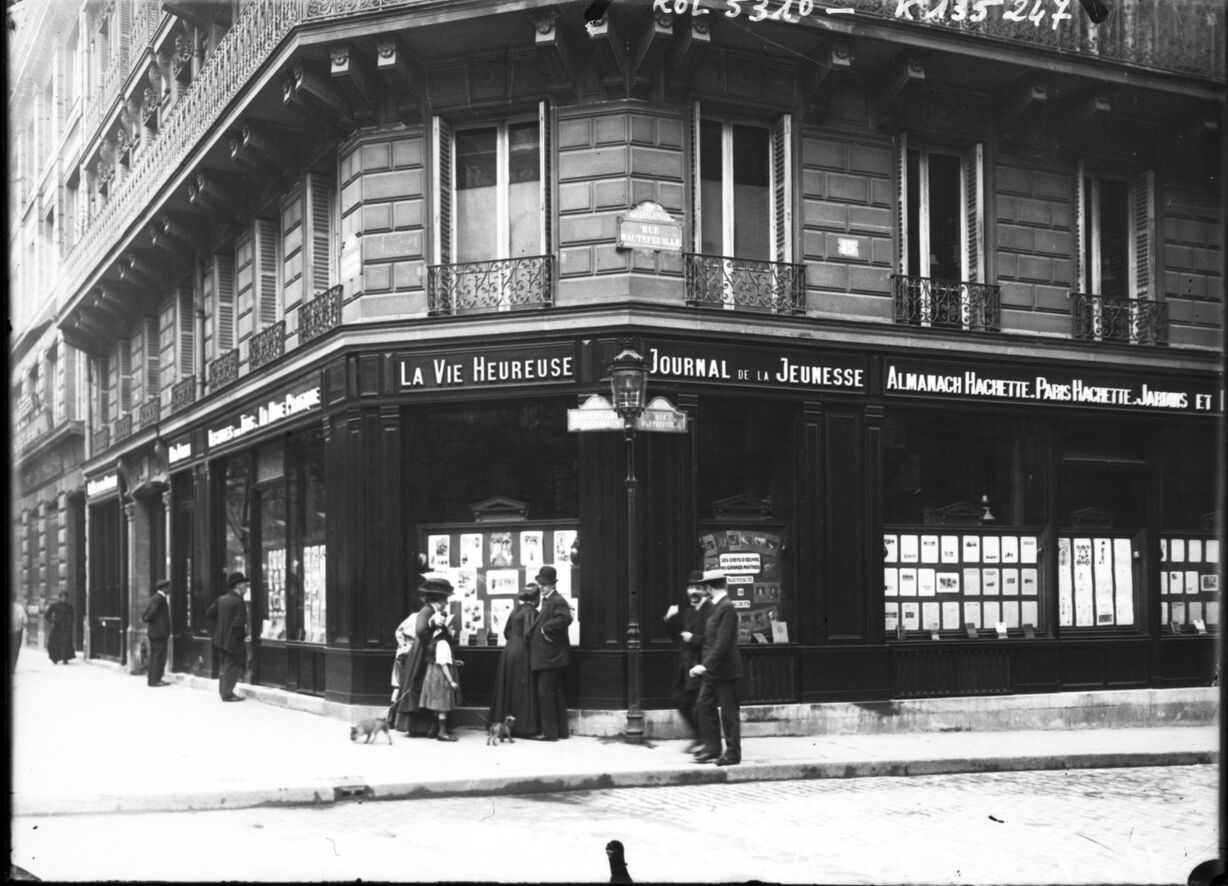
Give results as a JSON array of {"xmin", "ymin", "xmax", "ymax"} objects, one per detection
[
  {"xmin": 10, "ymin": 596, "xmax": 26, "ymax": 674},
  {"xmin": 142, "ymin": 579, "xmax": 172, "ymax": 687},
  {"xmin": 489, "ymin": 583, "xmax": 541, "ymax": 738},
  {"xmin": 390, "ymin": 574, "xmax": 453, "ymax": 736},
  {"xmin": 529, "ymin": 565, "xmax": 572, "ymax": 741},
  {"xmin": 419, "ymin": 617, "xmax": 463, "ymax": 741},
  {"xmin": 664, "ymin": 571, "xmax": 712, "ymax": 754},
  {"xmin": 689, "ymin": 569, "xmax": 742, "ymax": 766},
  {"xmin": 44, "ymin": 591, "xmax": 76, "ymax": 664},
  {"xmin": 206, "ymin": 571, "xmax": 249, "ymax": 702}
]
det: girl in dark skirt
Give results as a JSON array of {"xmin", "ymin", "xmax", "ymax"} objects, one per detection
[{"xmin": 419, "ymin": 624, "xmax": 462, "ymax": 741}]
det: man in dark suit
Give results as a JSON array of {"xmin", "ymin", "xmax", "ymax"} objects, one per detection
[
  {"xmin": 689, "ymin": 569, "xmax": 742, "ymax": 766},
  {"xmin": 206, "ymin": 571, "xmax": 249, "ymax": 702},
  {"xmin": 142, "ymin": 579, "xmax": 171, "ymax": 687},
  {"xmin": 664, "ymin": 571, "xmax": 712, "ymax": 754},
  {"xmin": 529, "ymin": 565, "xmax": 572, "ymax": 741}
]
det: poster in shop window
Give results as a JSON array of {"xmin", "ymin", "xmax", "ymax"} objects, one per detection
[{"xmin": 698, "ymin": 525, "xmax": 786, "ymax": 644}]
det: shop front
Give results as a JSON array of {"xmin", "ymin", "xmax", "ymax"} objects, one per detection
[{"xmin": 84, "ymin": 470, "xmax": 125, "ymax": 662}]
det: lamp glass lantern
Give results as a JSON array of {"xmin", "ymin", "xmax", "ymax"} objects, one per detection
[{"xmin": 608, "ymin": 348, "xmax": 648, "ymax": 419}]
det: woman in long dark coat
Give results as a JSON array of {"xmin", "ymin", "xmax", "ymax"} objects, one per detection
[
  {"xmin": 45, "ymin": 592, "xmax": 76, "ymax": 664},
  {"xmin": 391, "ymin": 576, "xmax": 452, "ymax": 736},
  {"xmin": 489, "ymin": 584, "xmax": 540, "ymax": 737}
]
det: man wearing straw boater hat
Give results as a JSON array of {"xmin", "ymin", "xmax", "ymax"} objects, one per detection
[{"xmin": 689, "ymin": 569, "xmax": 742, "ymax": 766}]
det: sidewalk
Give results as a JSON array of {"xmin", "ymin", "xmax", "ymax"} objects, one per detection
[{"xmin": 10, "ymin": 652, "xmax": 1219, "ymax": 818}]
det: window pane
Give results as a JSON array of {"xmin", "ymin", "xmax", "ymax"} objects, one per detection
[
  {"xmin": 733, "ymin": 125, "xmax": 770, "ymax": 259},
  {"xmin": 508, "ymin": 122, "xmax": 539, "ymax": 184},
  {"xmin": 456, "ymin": 128, "xmax": 498, "ymax": 262},
  {"xmin": 906, "ymin": 149, "xmax": 921, "ymax": 276},
  {"xmin": 1099, "ymin": 179, "xmax": 1129, "ymax": 300},
  {"xmin": 700, "ymin": 120, "xmax": 723, "ymax": 254},
  {"xmin": 223, "ymin": 454, "xmax": 252, "ymax": 578},
  {"xmin": 927, "ymin": 152, "xmax": 961, "ymax": 281}
]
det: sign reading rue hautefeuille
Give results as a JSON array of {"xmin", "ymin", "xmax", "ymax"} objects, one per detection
[
  {"xmin": 885, "ymin": 359, "xmax": 1221, "ymax": 414},
  {"xmin": 616, "ymin": 201, "xmax": 682, "ymax": 253}
]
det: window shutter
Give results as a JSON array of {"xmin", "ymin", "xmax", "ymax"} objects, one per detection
[
  {"xmin": 1130, "ymin": 169, "xmax": 1155, "ymax": 300},
  {"xmin": 432, "ymin": 115, "xmax": 453, "ymax": 266},
  {"xmin": 178, "ymin": 285, "xmax": 194, "ymax": 379},
  {"xmin": 306, "ymin": 173, "xmax": 334, "ymax": 295},
  {"xmin": 213, "ymin": 253, "xmax": 235, "ymax": 353},
  {"xmin": 1074, "ymin": 161, "xmax": 1087, "ymax": 294},
  {"xmin": 691, "ymin": 101, "xmax": 702, "ymax": 253},
  {"xmin": 894, "ymin": 132, "xmax": 909, "ymax": 275},
  {"xmin": 254, "ymin": 217, "xmax": 280, "ymax": 325},
  {"xmin": 159, "ymin": 298, "xmax": 175, "ymax": 386},
  {"xmin": 961, "ymin": 143, "xmax": 984, "ymax": 284},
  {"xmin": 117, "ymin": 340, "xmax": 132, "ymax": 413},
  {"xmin": 118, "ymin": 0, "xmax": 131, "ymax": 45},
  {"xmin": 539, "ymin": 100, "xmax": 551, "ymax": 254},
  {"xmin": 144, "ymin": 315, "xmax": 160, "ymax": 397},
  {"xmin": 771, "ymin": 114, "xmax": 793, "ymax": 264}
]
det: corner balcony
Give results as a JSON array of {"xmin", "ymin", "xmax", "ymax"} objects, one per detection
[
  {"xmin": 684, "ymin": 254, "xmax": 806, "ymax": 314},
  {"xmin": 427, "ymin": 256, "xmax": 554, "ymax": 316},
  {"xmin": 892, "ymin": 275, "xmax": 1001, "ymax": 332},
  {"xmin": 1070, "ymin": 292, "xmax": 1168, "ymax": 345}
]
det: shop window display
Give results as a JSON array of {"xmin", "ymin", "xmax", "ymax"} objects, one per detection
[{"xmin": 221, "ymin": 454, "xmax": 252, "ymax": 581}]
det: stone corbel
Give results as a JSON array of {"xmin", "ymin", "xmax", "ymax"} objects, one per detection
[
  {"xmin": 228, "ymin": 120, "xmax": 292, "ymax": 180},
  {"xmin": 188, "ymin": 169, "xmax": 247, "ymax": 213},
  {"xmin": 330, "ymin": 44, "xmax": 377, "ymax": 125},
  {"xmin": 627, "ymin": 10, "xmax": 673, "ymax": 99},
  {"xmin": 997, "ymin": 78, "xmax": 1048, "ymax": 135},
  {"xmin": 586, "ymin": 12, "xmax": 629, "ymax": 99},
  {"xmin": 873, "ymin": 55, "xmax": 926, "ymax": 132},
  {"xmin": 118, "ymin": 254, "xmax": 163, "ymax": 294},
  {"xmin": 531, "ymin": 10, "xmax": 575, "ymax": 101},
  {"xmin": 664, "ymin": 14, "xmax": 710, "ymax": 99},
  {"xmin": 282, "ymin": 64, "xmax": 356, "ymax": 133},
  {"xmin": 801, "ymin": 41, "xmax": 853, "ymax": 123},
  {"xmin": 375, "ymin": 38, "xmax": 425, "ymax": 122}
]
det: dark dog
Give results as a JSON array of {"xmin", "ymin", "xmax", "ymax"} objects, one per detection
[
  {"xmin": 487, "ymin": 715, "xmax": 516, "ymax": 745},
  {"xmin": 351, "ymin": 715, "xmax": 392, "ymax": 744}
]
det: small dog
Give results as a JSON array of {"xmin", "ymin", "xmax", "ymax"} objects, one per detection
[
  {"xmin": 487, "ymin": 715, "xmax": 516, "ymax": 745},
  {"xmin": 351, "ymin": 715, "xmax": 392, "ymax": 745}
]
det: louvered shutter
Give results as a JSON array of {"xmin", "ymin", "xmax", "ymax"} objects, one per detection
[
  {"xmin": 771, "ymin": 114, "xmax": 793, "ymax": 264},
  {"xmin": 213, "ymin": 253, "xmax": 235, "ymax": 353},
  {"xmin": 159, "ymin": 298, "xmax": 175, "ymax": 386},
  {"xmin": 117, "ymin": 0, "xmax": 131, "ymax": 53},
  {"xmin": 1130, "ymin": 169, "xmax": 1155, "ymax": 300},
  {"xmin": 144, "ymin": 315, "xmax": 160, "ymax": 397},
  {"xmin": 895, "ymin": 133, "xmax": 909, "ymax": 275},
  {"xmin": 1074, "ymin": 161, "xmax": 1087, "ymax": 294},
  {"xmin": 307, "ymin": 173, "xmax": 334, "ymax": 295},
  {"xmin": 539, "ymin": 100, "xmax": 551, "ymax": 255},
  {"xmin": 961, "ymin": 143, "xmax": 984, "ymax": 284},
  {"xmin": 117, "ymin": 340, "xmax": 132, "ymax": 413},
  {"xmin": 432, "ymin": 116, "xmax": 453, "ymax": 266},
  {"xmin": 691, "ymin": 101, "xmax": 703, "ymax": 253},
  {"xmin": 255, "ymin": 217, "xmax": 279, "ymax": 325},
  {"xmin": 178, "ymin": 285, "xmax": 194, "ymax": 379}
]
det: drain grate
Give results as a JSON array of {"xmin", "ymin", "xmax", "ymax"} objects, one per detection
[{"xmin": 333, "ymin": 784, "xmax": 372, "ymax": 801}]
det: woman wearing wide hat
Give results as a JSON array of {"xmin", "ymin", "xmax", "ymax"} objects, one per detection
[
  {"xmin": 489, "ymin": 583, "xmax": 541, "ymax": 737},
  {"xmin": 391, "ymin": 574, "xmax": 454, "ymax": 736}
]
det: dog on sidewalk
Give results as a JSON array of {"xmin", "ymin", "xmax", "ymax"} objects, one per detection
[
  {"xmin": 351, "ymin": 714, "xmax": 393, "ymax": 745},
  {"xmin": 487, "ymin": 715, "xmax": 516, "ymax": 745}
]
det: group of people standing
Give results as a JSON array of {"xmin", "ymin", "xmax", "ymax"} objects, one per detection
[{"xmin": 390, "ymin": 565, "xmax": 573, "ymax": 742}]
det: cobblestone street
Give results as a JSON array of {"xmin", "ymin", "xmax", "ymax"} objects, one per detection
[{"xmin": 12, "ymin": 765, "xmax": 1218, "ymax": 883}]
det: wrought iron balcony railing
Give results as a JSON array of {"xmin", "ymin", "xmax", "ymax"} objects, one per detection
[
  {"xmin": 208, "ymin": 348, "xmax": 240, "ymax": 390},
  {"xmin": 893, "ymin": 275, "xmax": 1001, "ymax": 332},
  {"xmin": 685, "ymin": 253, "xmax": 806, "ymax": 314},
  {"xmin": 427, "ymin": 256, "xmax": 554, "ymax": 316},
  {"xmin": 15, "ymin": 409, "xmax": 52, "ymax": 455},
  {"xmin": 1070, "ymin": 292, "xmax": 1168, "ymax": 345},
  {"xmin": 114, "ymin": 414, "xmax": 133, "ymax": 441},
  {"xmin": 92, "ymin": 426, "xmax": 111, "ymax": 454},
  {"xmin": 138, "ymin": 398, "xmax": 161, "ymax": 429},
  {"xmin": 250, "ymin": 320, "xmax": 286, "ymax": 369},
  {"xmin": 170, "ymin": 376, "xmax": 196, "ymax": 413},
  {"xmin": 298, "ymin": 285, "xmax": 343, "ymax": 344}
]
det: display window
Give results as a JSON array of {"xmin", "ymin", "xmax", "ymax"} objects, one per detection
[
  {"xmin": 1159, "ymin": 535, "xmax": 1220, "ymax": 632},
  {"xmin": 697, "ymin": 523, "xmax": 788, "ymax": 643},
  {"xmin": 220, "ymin": 453, "xmax": 252, "ymax": 583}
]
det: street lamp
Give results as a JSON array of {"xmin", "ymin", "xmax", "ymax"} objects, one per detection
[{"xmin": 608, "ymin": 343, "xmax": 648, "ymax": 742}]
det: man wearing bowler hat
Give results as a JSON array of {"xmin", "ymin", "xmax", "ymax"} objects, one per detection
[
  {"xmin": 529, "ymin": 565, "xmax": 572, "ymax": 740},
  {"xmin": 207, "ymin": 572, "xmax": 249, "ymax": 702},
  {"xmin": 689, "ymin": 569, "xmax": 742, "ymax": 765},
  {"xmin": 142, "ymin": 579, "xmax": 172, "ymax": 687}
]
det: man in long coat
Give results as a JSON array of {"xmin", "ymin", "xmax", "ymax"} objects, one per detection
[
  {"xmin": 529, "ymin": 565, "xmax": 572, "ymax": 741},
  {"xmin": 207, "ymin": 572, "xmax": 249, "ymax": 702},
  {"xmin": 689, "ymin": 569, "xmax": 742, "ymax": 766},
  {"xmin": 664, "ymin": 571, "xmax": 712, "ymax": 753},
  {"xmin": 142, "ymin": 579, "xmax": 171, "ymax": 686}
]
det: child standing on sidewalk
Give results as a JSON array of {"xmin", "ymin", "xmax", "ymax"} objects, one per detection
[{"xmin": 419, "ymin": 617, "xmax": 462, "ymax": 741}]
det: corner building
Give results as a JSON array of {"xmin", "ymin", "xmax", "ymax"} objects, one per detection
[{"xmin": 20, "ymin": 0, "xmax": 1223, "ymax": 723}]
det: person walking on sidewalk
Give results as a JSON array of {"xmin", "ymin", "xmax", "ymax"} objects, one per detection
[
  {"xmin": 529, "ymin": 566, "xmax": 572, "ymax": 741},
  {"xmin": 689, "ymin": 570, "xmax": 742, "ymax": 766},
  {"xmin": 142, "ymin": 580, "xmax": 171, "ymax": 687},
  {"xmin": 207, "ymin": 572, "xmax": 249, "ymax": 702},
  {"xmin": 11, "ymin": 596, "xmax": 26, "ymax": 673},
  {"xmin": 664, "ymin": 571, "xmax": 712, "ymax": 754},
  {"xmin": 45, "ymin": 592, "xmax": 76, "ymax": 664},
  {"xmin": 489, "ymin": 584, "xmax": 541, "ymax": 738}
]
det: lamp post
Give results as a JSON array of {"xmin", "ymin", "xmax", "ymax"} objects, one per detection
[{"xmin": 608, "ymin": 344, "xmax": 649, "ymax": 743}]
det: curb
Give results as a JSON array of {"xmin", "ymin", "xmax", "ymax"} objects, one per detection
[{"xmin": 14, "ymin": 748, "xmax": 1217, "ymax": 818}]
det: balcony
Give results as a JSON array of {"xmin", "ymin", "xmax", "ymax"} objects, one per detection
[
  {"xmin": 427, "ymin": 256, "xmax": 554, "ymax": 316},
  {"xmin": 1070, "ymin": 292, "xmax": 1168, "ymax": 345},
  {"xmin": 893, "ymin": 275, "xmax": 1001, "ymax": 332},
  {"xmin": 14, "ymin": 410, "xmax": 52, "ymax": 455},
  {"xmin": 298, "ymin": 285, "xmax": 343, "ymax": 344},
  {"xmin": 138, "ymin": 398, "xmax": 160, "ymax": 429},
  {"xmin": 208, "ymin": 348, "xmax": 240, "ymax": 390},
  {"xmin": 170, "ymin": 376, "xmax": 196, "ymax": 413},
  {"xmin": 685, "ymin": 254, "xmax": 806, "ymax": 314},
  {"xmin": 92, "ymin": 426, "xmax": 112, "ymax": 454},
  {"xmin": 250, "ymin": 320, "xmax": 286, "ymax": 370},
  {"xmin": 114, "ymin": 415, "xmax": 133, "ymax": 441}
]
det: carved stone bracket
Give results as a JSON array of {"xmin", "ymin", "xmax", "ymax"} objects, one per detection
[
  {"xmin": 874, "ymin": 55, "xmax": 926, "ymax": 133},
  {"xmin": 375, "ymin": 38, "xmax": 425, "ymax": 122},
  {"xmin": 282, "ymin": 64, "xmax": 356, "ymax": 133},
  {"xmin": 330, "ymin": 43, "xmax": 377, "ymax": 125}
]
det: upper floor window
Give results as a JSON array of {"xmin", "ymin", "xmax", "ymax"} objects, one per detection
[
  {"xmin": 234, "ymin": 217, "xmax": 280, "ymax": 339},
  {"xmin": 896, "ymin": 136, "xmax": 985, "ymax": 284},
  {"xmin": 281, "ymin": 172, "xmax": 335, "ymax": 306},
  {"xmin": 1077, "ymin": 167, "xmax": 1155, "ymax": 300},
  {"xmin": 691, "ymin": 104, "xmax": 792, "ymax": 263}
]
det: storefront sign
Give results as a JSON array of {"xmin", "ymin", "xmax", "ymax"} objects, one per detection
[
  {"xmin": 167, "ymin": 437, "xmax": 193, "ymax": 465},
  {"xmin": 207, "ymin": 383, "xmax": 321, "ymax": 450},
  {"xmin": 87, "ymin": 473, "xmax": 119, "ymax": 498},
  {"xmin": 884, "ymin": 359, "xmax": 1221, "ymax": 414},
  {"xmin": 721, "ymin": 552, "xmax": 762, "ymax": 574},
  {"xmin": 616, "ymin": 201, "xmax": 682, "ymax": 252},
  {"xmin": 397, "ymin": 344, "xmax": 575, "ymax": 392},
  {"xmin": 647, "ymin": 341, "xmax": 866, "ymax": 391}
]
